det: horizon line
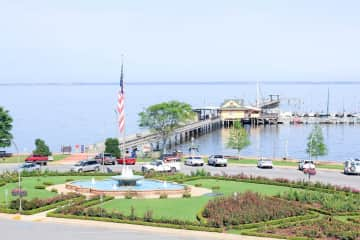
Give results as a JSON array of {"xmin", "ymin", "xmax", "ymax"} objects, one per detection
[{"xmin": 1, "ymin": 80, "xmax": 360, "ymax": 86}]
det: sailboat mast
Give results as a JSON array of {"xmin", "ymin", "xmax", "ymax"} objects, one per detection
[{"xmin": 326, "ymin": 88, "xmax": 330, "ymax": 116}]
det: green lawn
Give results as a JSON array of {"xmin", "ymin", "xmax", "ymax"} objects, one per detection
[
  {"xmin": 0, "ymin": 176, "xmax": 106, "ymax": 204},
  {"xmin": 227, "ymin": 158, "xmax": 343, "ymax": 170},
  {"xmin": 0, "ymin": 154, "xmax": 68, "ymax": 164},
  {"xmin": 185, "ymin": 179, "xmax": 292, "ymax": 196},
  {"xmin": 100, "ymin": 197, "xmax": 210, "ymax": 221},
  {"xmin": 99, "ymin": 179, "xmax": 293, "ymax": 221}
]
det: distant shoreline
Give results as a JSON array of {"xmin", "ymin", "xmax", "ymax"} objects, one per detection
[{"xmin": 1, "ymin": 81, "xmax": 360, "ymax": 86}]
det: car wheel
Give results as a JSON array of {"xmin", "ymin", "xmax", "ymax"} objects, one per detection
[
  {"xmin": 170, "ymin": 167, "xmax": 176, "ymax": 173},
  {"xmin": 200, "ymin": 163, "xmax": 204, "ymax": 166},
  {"xmin": 95, "ymin": 167, "xmax": 100, "ymax": 172},
  {"xmin": 224, "ymin": 164, "xmax": 227, "ymax": 167},
  {"xmin": 78, "ymin": 169, "xmax": 83, "ymax": 173}
]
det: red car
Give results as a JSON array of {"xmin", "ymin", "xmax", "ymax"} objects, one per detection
[
  {"xmin": 116, "ymin": 157, "xmax": 136, "ymax": 165},
  {"xmin": 25, "ymin": 154, "xmax": 49, "ymax": 166}
]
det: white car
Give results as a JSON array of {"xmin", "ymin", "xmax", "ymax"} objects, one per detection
[
  {"xmin": 257, "ymin": 158, "xmax": 273, "ymax": 169},
  {"xmin": 185, "ymin": 156, "xmax": 204, "ymax": 166},
  {"xmin": 208, "ymin": 155, "xmax": 227, "ymax": 167},
  {"xmin": 298, "ymin": 159, "xmax": 315, "ymax": 171},
  {"xmin": 71, "ymin": 160, "xmax": 101, "ymax": 172},
  {"xmin": 18, "ymin": 163, "xmax": 40, "ymax": 172},
  {"xmin": 141, "ymin": 160, "xmax": 180, "ymax": 173},
  {"xmin": 344, "ymin": 158, "xmax": 360, "ymax": 175}
]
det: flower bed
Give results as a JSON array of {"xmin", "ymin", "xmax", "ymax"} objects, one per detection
[
  {"xmin": 278, "ymin": 190, "xmax": 360, "ymax": 213},
  {"xmin": 258, "ymin": 218, "xmax": 360, "ymax": 240},
  {"xmin": 9, "ymin": 193, "xmax": 81, "ymax": 211},
  {"xmin": 202, "ymin": 192, "xmax": 306, "ymax": 227}
]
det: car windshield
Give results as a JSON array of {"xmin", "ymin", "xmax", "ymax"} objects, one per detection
[
  {"xmin": 150, "ymin": 161, "xmax": 160, "ymax": 165},
  {"xmin": 194, "ymin": 157, "xmax": 202, "ymax": 160},
  {"xmin": 214, "ymin": 155, "xmax": 223, "ymax": 158},
  {"xmin": 75, "ymin": 161, "xmax": 86, "ymax": 166}
]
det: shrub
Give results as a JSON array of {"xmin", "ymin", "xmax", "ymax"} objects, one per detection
[
  {"xmin": 159, "ymin": 193, "xmax": 168, "ymax": 199},
  {"xmin": 183, "ymin": 191, "xmax": 191, "ymax": 198},
  {"xmin": 66, "ymin": 179, "xmax": 75, "ymax": 182},
  {"xmin": 42, "ymin": 182, "xmax": 53, "ymax": 186},
  {"xmin": 211, "ymin": 186, "xmax": 220, "ymax": 190},
  {"xmin": 51, "ymin": 188, "xmax": 58, "ymax": 193},
  {"xmin": 143, "ymin": 209, "xmax": 154, "ymax": 222},
  {"xmin": 125, "ymin": 192, "xmax": 133, "ymax": 199},
  {"xmin": 34, "ymin": 185, "xmax": 45, "ymax": 189},
  {"xmin": 194, "ymin": 183, "xmax": 202, "ymax": 187}
]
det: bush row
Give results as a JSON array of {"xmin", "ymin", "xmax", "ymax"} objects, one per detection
[{"xmin": 47, "ymin": 212, "xmax": 223, "ymax": 233}]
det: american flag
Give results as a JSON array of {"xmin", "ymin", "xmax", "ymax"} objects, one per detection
[{"xmin": 117, "ymin": 62, "xmax": 125, "ymax": 133}]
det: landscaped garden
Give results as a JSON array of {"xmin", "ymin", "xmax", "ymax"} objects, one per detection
[{"xmin": 0, "ymin": 170, "xmax": 359, "ymax": 239}]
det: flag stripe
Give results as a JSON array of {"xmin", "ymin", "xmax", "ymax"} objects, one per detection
[{"xmin": 117, "ymin": 62, "xmax": 125, "ymax": 133}]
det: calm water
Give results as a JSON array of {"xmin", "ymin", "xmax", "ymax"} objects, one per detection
[{"xmin": 1, "ymin": 83, "xmax": 360, "ymax": 162}]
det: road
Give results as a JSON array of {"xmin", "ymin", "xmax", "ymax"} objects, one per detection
[
  {"xmin": 0, "ymin": 214, "xmax": 263, "ymax": 240},
  {"xmin": 1, "ymin": 162, "xmax": 359, "ymax": 189}
]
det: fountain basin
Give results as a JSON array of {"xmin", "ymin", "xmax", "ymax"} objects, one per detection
[
  {"xmin": 111, "ymin": 175, "xmax": 144, "ymax": 186},
  {"xmin": 66, "ymin": 179, "xmax": 187, "ymax": 198}
]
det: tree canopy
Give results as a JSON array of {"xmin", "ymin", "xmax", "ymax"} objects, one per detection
[
  {"xmin": 105, "ymin": 138, "xmax": 121, "ymax": 158},
  {"xmin": 33, "ymin": 138, "xmax": 52, "ymax": 156},
  {"xmin": 139, "ymin": 101, "xmax": 195, "ymax": 152},
  {"xmin": 226, "ymin": 120, "xmax": 250, "ymax": 159},
  {"xmin": 0, "ymin": 106, "xmax": 13, "ymax": 148},
  {"xmin": 306, "ymin": 125, "xmax": 327, "ymax": 160}
]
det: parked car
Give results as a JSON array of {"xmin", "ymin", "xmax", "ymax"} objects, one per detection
[
  {"xmin": 116, "ymin": 157, "xmax": 136, "ymax": 165},
  {"xmin": 344, "ymin": 158, "xmax": 360, "ymax": 175},
  {"xmin": 25, "ymin": 154, "xmax": 49, "ymax": 166},
  {"xmin": 0, "ymin": 151, "xmax": 12, "ymax": 158},
  {"xmin": 94, "ymin": 153, "xmax": 116, "ymax": 165},
  {"xmin": 185, "ymin": 156, "xmax": 204, "ymax": 166},
  {"xmin": 257, "ymin": 158, "xmax": 273, "ymax": 169},
  {"xmin": 162, "ymin": 151, "xmax": 182, "ymax": 162},
  {"xmin": 18, "ymin": 162, "xmax": 40, "ymax": 172},
  {"xmin": 141, "ymin": 160, "xmax": 180, "ymax": 173},
  {"xmin": 208, "ymin": 155, "xmax": 227, "ymax": 167},
  {"xmin": 298, "ymin": 159, "xmax": 315, "ymax": 171},
  {"xmin": 71, "ymin": 159, "xmax": 100, "ymax": 172}
]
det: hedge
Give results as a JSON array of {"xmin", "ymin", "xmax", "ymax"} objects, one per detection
[
  {"xmin": 47, "ymin": 213, "xmax": 223, "ymax": 233},
  {"xmin": 232, "ymin": 212, "xmax": 319, "ymax": 231},
  {"xmin": 0, "ymin": 196, "xmax": 84, "ymax": 215}
]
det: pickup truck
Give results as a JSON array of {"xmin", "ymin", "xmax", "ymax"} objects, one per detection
[
  {"xmin": 141, "ymin": 160, "xmax": 180, "ymax": 173},
  {"xmin": 117, "ymin": 157, "xmax": 136, "ymax": 165},
  {"xmin": 0, "ymin": 151, "xmax": 12, "ymax": 158},
  {"xmin": 25, "ymin": 154, "xmax": 49, "ymax": 166}
]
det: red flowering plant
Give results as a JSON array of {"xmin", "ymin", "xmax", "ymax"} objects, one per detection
[{"xmin": 11, "ymin": 188, "xmax": 27, "ymax": 197}]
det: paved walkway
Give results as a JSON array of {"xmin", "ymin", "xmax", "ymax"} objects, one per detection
[{"xmin": 0, "ymin": 212, "xmax": 272, "ymax": 240}]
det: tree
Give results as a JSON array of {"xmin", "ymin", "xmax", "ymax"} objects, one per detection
[
  {"xmin": 226, "ymin": 120, "xmax": 250, "ymax": 160},
  {"xmin": 0, "ymin": 106, "xmax": 13, "ymax": 148},
  {"xmin": 105, "ymin": 138, "xmax": 121, "ymax": 158},
  {"xmin": 33, "ymin": 139, "xmax": 51, "ymax": 156},
  {"xmin": 306, "ymin": 124, "xmax": 327, "ymax": 160},
  {"xmin": 139, "ymin": 101, "xmax": 195, "ymax": 153}
]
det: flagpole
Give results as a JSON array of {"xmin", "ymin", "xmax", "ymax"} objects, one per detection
[{"xmin": 121, "ymin": 55, "xmax": 126, "ymax": 171}]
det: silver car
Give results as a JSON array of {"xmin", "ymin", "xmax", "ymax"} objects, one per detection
[
  {"xmin": 71, "ymin": 160, "xmax": 101, "ymax": 172},
  {"xmin": 344, "ymin": 158, "xmax": 360, "ymax": 175},
  {"xmin": 208, "ymin": 155, "xmax": 228, "ymax": 167},
  {"xmin": 257, "ymin": 158, "xmax": 273, "ymax": 169},
  {"xmin": 18, "ymin": 163, "xmax": 40, "ymax": 172}
]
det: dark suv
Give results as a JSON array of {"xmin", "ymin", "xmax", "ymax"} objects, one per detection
[{"xmin": 94, "ymin": 153, "xmax": 116, "ymax": 165}]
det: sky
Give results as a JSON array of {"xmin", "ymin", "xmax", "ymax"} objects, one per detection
[{"xmin": 1, "ymin": 0, "xmax": 360, "ymax": 83}]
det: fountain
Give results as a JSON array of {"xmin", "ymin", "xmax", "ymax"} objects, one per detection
[
  {"xmin": 111, "ymin": 166, "xmax": 144, "ymax": 186},
  {"xmin": 66, "ymin": 165, "xmax": 186, "ymax": 198}
]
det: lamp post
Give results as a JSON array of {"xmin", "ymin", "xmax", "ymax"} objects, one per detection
[{"xmin": 12, "ymin": 140, "xmax": 22, "ymax": 213}]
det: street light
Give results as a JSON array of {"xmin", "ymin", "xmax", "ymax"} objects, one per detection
[
  {"xmin": 1, "ymin": 138, "xmax": 22, "ymax": 213},
  {"xmin": 11, "ymin": 140, "xmax": 22, "ymax": 213}
]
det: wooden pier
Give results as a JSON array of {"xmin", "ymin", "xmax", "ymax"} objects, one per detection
[{"xmin": 89, "ymin": 118, "xmax": 222, "ymax": 153}]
